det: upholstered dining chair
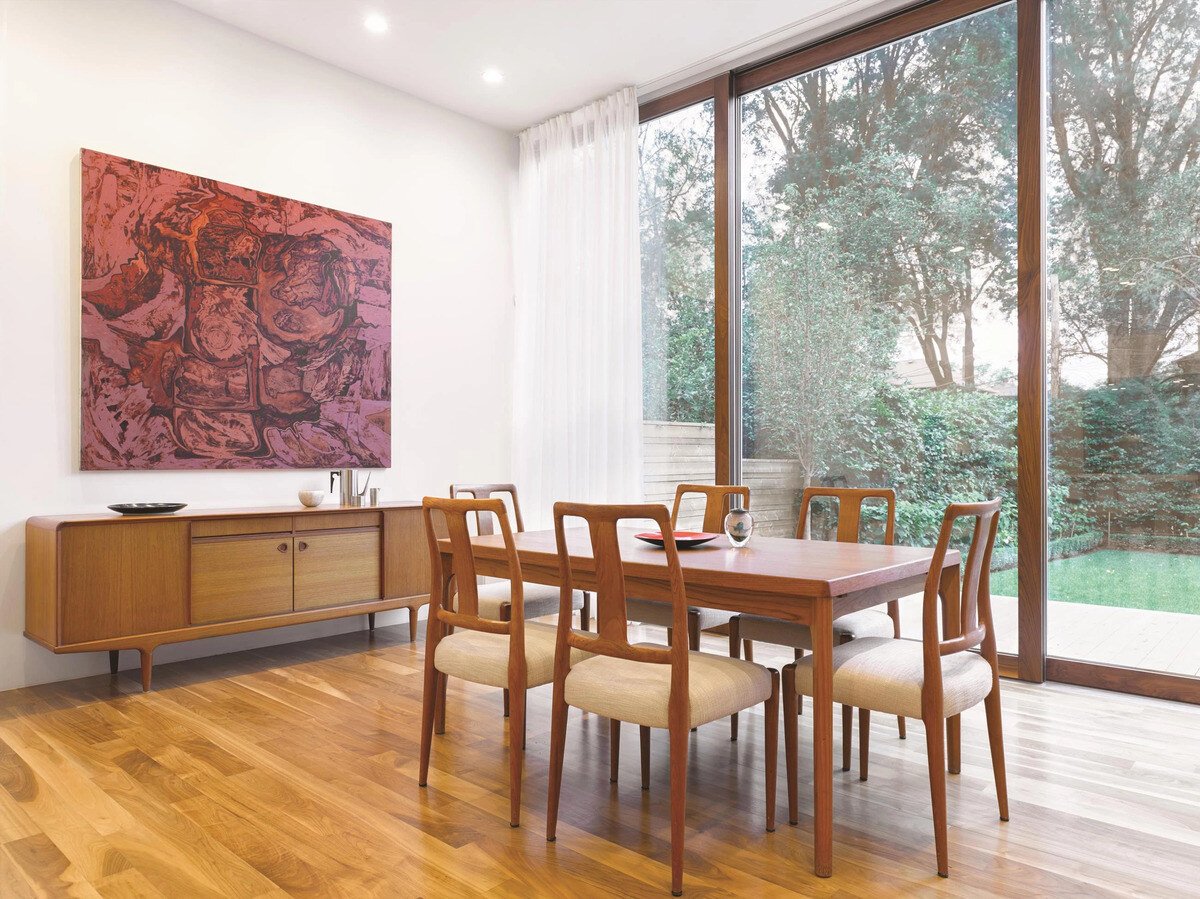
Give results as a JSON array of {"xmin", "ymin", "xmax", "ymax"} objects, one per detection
[
  {"xmin": 418, "ymin": 496, "xmax": 590, "ymax": 828},
  {"xmin": 735, "ymin": 486, "xmax": 905, "ymax": 772},
  {"xmin": 783, "ymin": 499, "xmax": 1009, "ymax": 878},
  {"xmin": 450, "ymin": 483, "xmax": 591, "ymax": 628},
  {"xmin": 625, "ymin": 483, "xmax": 754, "ymax": 738},
  {"xmin": 545, "ymin": 501, "xmax": 778, "ymax": 897},
  {"xmin": 451, "ymin": 483, "xmax": 591, "ymax": 719}
]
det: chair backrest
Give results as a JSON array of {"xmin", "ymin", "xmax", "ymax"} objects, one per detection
[
  {"xmin": 423, "ymin": 496, "xmax": 524, "ymax": 641},
  {"xmin": 670, "ymin": 483, "xmax": 750, "ymax": 533},
  {"xmin": 449, "ymin": 483, "xmax": 525, "ymax": 535},
  {"xmin": 796, "ymin": 486, "xmax": 896, "ymax": 544},
  {"xmin": 920, "ymin": 499, "xmax": 1002, "ymax": 675},
  {"xmin": 552, "ymin": 502, "xmax": 690, "ymax": 699}
]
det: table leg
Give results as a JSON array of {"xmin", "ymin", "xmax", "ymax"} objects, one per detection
[{"xmin": 811, "ymin": 601, "xmax": 834, "ymax": 877}]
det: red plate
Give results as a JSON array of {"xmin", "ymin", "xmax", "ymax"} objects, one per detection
[{"xmin": 634, "ymin": 531, "xmax": 721, "ymax": 549}]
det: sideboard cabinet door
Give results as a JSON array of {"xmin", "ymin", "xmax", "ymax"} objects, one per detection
[
  {"xmin": 293, "ymin": 530, "xmax": 382, "ymax": 611},
  {"xmin": 191, "ymin": 536, "xmax": 295, "ymax": 624}
]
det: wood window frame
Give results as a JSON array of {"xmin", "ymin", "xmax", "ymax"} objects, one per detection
[{"xmin": 636, "ymin": 0, "xmax": 1200, "ymax": 705}]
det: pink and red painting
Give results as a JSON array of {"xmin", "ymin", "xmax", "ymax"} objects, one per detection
[{"xmin": 80, "ymin": 149, "xmax": 391, "ymax": 470}]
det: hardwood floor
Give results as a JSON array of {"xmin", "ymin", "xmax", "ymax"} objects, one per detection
[{"xmin": 1, "ymin": 622, "xmax": 1197, "ymax": 897}]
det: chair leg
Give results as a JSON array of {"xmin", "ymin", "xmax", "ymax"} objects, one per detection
[
  {"xmin": 418, "ymin": 665, "xmax": 438, "ymax": 787},
  {"xmin": 794, "ymin": 649, "xmax": 803, "ymax": 716},
  {"xmin": 501, "ymin": 605, "xmax": 511, "ymax": 719},
  {"xmin": 859, "ymin": 709, "xmax": 870, "ymax": 782},
  {"xmin": 581, "ymin": 592, "xmax": 592, "ymax": 632},
  {"xmin": 782, "ymin": 663, "xmax": 799, "ymax": 826},
  {"xmin": 842, "ymin": 705, "xmax": 852, "ymax": 772},
  {"xmin": 924, "ymin": 714, "xmax": 950, "ymax": 878},
  {"xmin": 503, "ymin": 689, "xmax": 510, "ymax": 718},
  {"xmin": 666, "ymin": 627, "xmax": 674, "ymax": 647},
  {"xmin": 509, "ymin": 687, "xmax": 526, "ymax": 827},
  {"xmin": 640, "ymin": 726, "xmax": 651, "ymax": 791},
  {"xmin": 948, "ymin": 715, "xmax": 961, "ymax": 775},
  {"xmin": 765, "ymin": 669, "xmax": 779, "ymax": 833},
  {"xmin": 610, "ymin": 719, "xmax": 621, "ymax": 783},
  {"xmin": 434, "ymin": 671, "xmax": 447, "ymax": 735},
  {"xmin": 669, "ymin": 722, "xmax": 688, "ymax": 897},
  {"xmin": 686, "ymin": 610, "xmax": 700, "ymax": 651},
  {"xmin": 546, "ymin": 691, "xmax": 569, "ymax": 843},
  {"xmin": 408, "ymin": 605, "xmax": 419, "ymax": 641},
  {"xmin": 897, "ymin": 715, "xmax": 906, "ymax": 739},
  {"xmin": 729, "ymin": 617, "xmax": 741, "ymax": 742},
  {"xmin": 984, "ymin": 686, "xmax": 1010, "ymax": 822},
  {"xmin": 743, "ymin": 640, "xmax": 754, "ymax": 663}
]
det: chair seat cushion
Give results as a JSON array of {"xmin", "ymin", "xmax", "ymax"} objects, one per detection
[
  {"xmin": 793, "ymin": 637, "xmax": 995, "ymax": 719},
  {"xmin": 625, "ymin": 597, "xmax": 734, "ymax": 632},
  {"xmin": 563, "ymin": 645, "xmax": 772, "ymax": 729},
  {"xmin": 736, "ymin": 608, "xmax": 895, "ymax": 650},
  {"xmin": 453, "ymin": 580, "xmax": 584, "ymax": 621},
  {"xmin": 434, "ymin": 621, "xmax": 591, "ymax": 689}
]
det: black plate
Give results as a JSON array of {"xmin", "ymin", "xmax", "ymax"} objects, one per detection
[{"xmin": 107, "ymin": 503, "xmax": 188, "ymax": 516}]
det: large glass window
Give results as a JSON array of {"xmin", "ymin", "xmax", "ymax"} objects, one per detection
[
  {"xmin": 739, "ymin": 5, "xmax": 1019, "ymax": 649},
  {"xmin": 640, "ymin": 101, "xmax": 716, "ymax": 529},
  {"xmin": 1044, "ymin": 0, "xmax": 1200, "ymax": 674}
]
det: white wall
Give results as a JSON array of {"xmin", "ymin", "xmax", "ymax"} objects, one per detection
[{"xmin": 0, "ymin": 0, "xmax": 518, "ymax": 691}]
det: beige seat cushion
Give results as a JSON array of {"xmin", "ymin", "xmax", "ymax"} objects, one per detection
[
  {"xmin": 793, "ymin": 637, "xmax": 995, "ymax": 719},
  {"xmin": 434, "ymin": 621, "xmax": 591, "ymax": 689},
  {"xmin": 625, "ymin": 597, "xmax": 735, "ymax": 632},
  {"xmin": 563, "ymin": 645, "xmax": 772, "ymax": 729},
  {"xmin": 453, "ymin": 580, "xmax": 584, "ymax": 621},
  {"xmin": 736, "ymin": 608, "xmax": 894, "ymax": 650}
]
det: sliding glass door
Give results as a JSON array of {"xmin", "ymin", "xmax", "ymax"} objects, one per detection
[
  {"xmin": 738, "ymin": 5, "xmax": 1021, "ymax": 650},
  {"xmin": 1045, "ymin": 0, "xmax": 1200, "ymax": 678},
  {"xmin": 637, "ymin": 0, "xmax": 1200, "ymax": 701}
]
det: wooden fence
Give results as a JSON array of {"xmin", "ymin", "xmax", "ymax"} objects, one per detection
[{"xmin": 643, "ymin": 421, "xmax": 803, "ymax": 536}]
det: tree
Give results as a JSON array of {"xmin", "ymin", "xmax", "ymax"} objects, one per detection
[
  {"xmin": 1049, "ymin": 0, "xmax": 1200, "ymax": 382},
  {"xmin": 741, "ymin": 7, "xmax": 1017, "ymax": 388},
  {"xmin": 744, "ymin": 229, "xmax": 893, "ymax": 488}
]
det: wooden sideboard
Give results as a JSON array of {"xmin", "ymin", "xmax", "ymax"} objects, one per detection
[{"xmin": 26, "ymin": 502, "xmax": 431, "ymax": 690}]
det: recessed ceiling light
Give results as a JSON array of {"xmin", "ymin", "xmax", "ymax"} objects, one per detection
[
  {"xmin": 482, "ymin": 67, "xmax": 504, "ymax": 85},
  {"xmin": 363, "ymin": 12, "xmax": 389, "ymax": 35}
]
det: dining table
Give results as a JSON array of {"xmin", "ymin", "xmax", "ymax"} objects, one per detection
[{"xmin": 436, "ymin": 526, "xmax": 962, "ymax": 877}]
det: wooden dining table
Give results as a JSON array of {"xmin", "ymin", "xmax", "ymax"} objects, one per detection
[{"xmin": 437, "ymin": 527, "xmax": 962, "ymax": 877}]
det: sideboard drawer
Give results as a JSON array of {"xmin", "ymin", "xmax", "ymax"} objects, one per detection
[
  {"xmin": 294, "ymin": 511, "xmax": 382, "ymax": 532},
  {"xmin": 192, "ymin": 516, "xmax": 292, "ymax": 538},
  {"xmin": 191, "ymin": 535, "xmax": 295, "ymax": 624}
]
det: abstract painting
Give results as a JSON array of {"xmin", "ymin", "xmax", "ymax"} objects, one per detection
[{"xmin": 80, "ymin": 148, "xmax": 391, "ymax": 470}]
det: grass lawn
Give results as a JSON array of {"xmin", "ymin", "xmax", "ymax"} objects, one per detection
[{"xmin": 991, "ymin": 549, "xmax": 1200, "ymax": 615}]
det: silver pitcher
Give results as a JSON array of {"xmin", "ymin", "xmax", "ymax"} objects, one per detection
[{"xmin": 330, "ymin": 469, "xmax": 372, "ymax": 507}]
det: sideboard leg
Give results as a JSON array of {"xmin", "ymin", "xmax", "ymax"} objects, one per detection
[
  {"xmin": 409, "ymin": 606, "xmax": 418, "ymax": 642},
  {"xmin": 109, "ymin": 650, "xmax": 119, "ymax": 675},
  {"xmin": 368, "ymin": 612, "xmax": 376, "ymax": 631},
  {"xmin": 139, "ymin": 649, "xmax": 153, "ymax": 692}
]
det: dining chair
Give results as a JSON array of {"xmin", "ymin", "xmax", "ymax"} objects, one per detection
[
  {"xmin": 451, "ymin": 483, "xmax": 591, "ymax": 718},
  {"xmin": 782, "ymin": 499, "xmax": 1009, "ymax": 878},
  {"xmin": 735, "ymin": 486, "xmax": 906, "ymax": 772},
  {"xmin": 625, "ymin": 483, "xmax": 754, "ymax": 739},
  {"xmin": 417, "ymin": 495, "xmax": 590, "ymax": 828},
  {"xmin": 545, "ymin": 501, "xmax": 778, "ymax": 897}
]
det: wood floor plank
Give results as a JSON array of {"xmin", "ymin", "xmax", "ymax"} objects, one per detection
[{"xmin": 0, "ymin": 622, "xmax": 1196, "ymax": 896}]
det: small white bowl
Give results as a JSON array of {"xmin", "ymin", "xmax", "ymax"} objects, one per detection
[{"xmin": 298, "ymin": 490, "xmax": 326, "ymax": 508}]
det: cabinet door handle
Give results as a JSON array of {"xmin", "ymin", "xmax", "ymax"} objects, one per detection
[
  {"xmin": 297, "ymin": 541, "xmax": 308, "ymax": 552},
  {"xmin": 277, "ymin": 542, "xmax": 289, "ymax": 553}
]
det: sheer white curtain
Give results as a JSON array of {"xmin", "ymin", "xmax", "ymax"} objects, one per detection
[{"xmin": 512, "ymin": 87, "xmax": 643, "ymax": 528}]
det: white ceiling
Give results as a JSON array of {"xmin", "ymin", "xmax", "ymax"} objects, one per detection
[{"xmin": 171, "ymin": 0, "xmax": 899, "ymax": 132}]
